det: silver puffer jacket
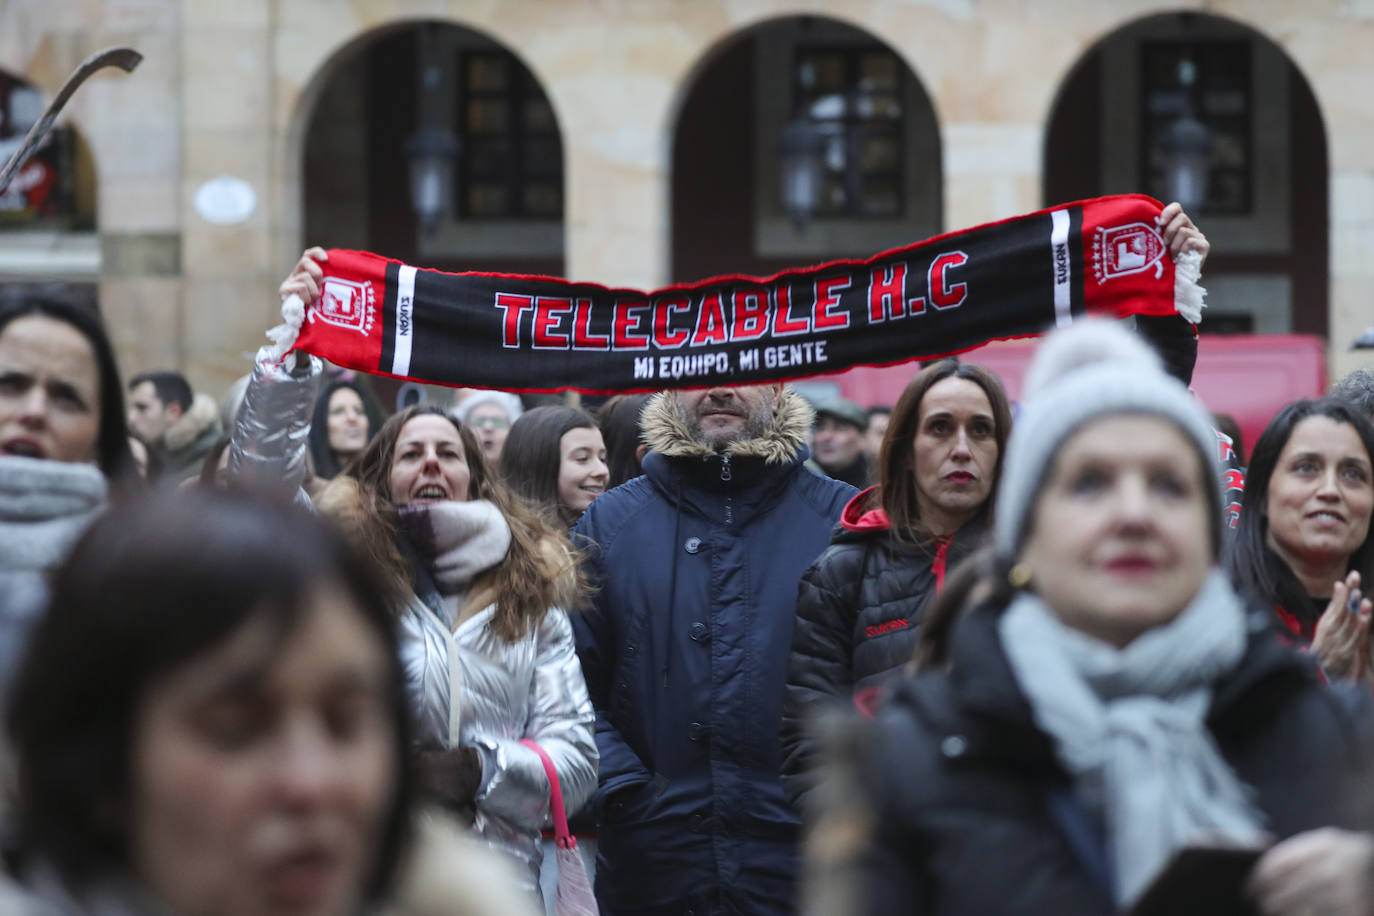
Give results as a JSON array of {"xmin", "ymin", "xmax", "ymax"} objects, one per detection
[
  {"xmin": 399, "ymin": 594, "xmax": 596, "ymax": 892},
  {"xmin": 230, "ymin": 346, "xmax": 598, "ymax": 892}
]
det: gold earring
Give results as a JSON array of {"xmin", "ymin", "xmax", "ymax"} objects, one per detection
[{"xmin": 1008, "ymin": 563, "xmax": 1033, "ymax": 589}]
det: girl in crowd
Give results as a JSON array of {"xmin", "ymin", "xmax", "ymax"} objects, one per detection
[
  {"xmin": 596, "ymin": 393, "xmax": 651, "ymax": 490},
  {"xmin": 4, "ymin": 488, "xmax": 415, "ymax": 915},
  {"xmin": 0, "ymin": 296, "xmax": 135, "ymax": 698},
  {"xmin": 1226, "ymin": 398, "xmax": 1374, "ymax": 680},
  {"xmin": 501, "ymin": 405, "xmax": 610, "ymax": 528},
  {"xmin": 308, "ymin": 378, "xmax": 387, "ymax": 480},
  {"xmin": 846, "ymin": 322, "xmax": 1374, "ymax": 916},
  {"xmin": 780, "ymin": 360, "xmax": 1011, "ymax": 807},
  {"xmin": 236, "ymin": 248, "xmax": 597, "ymax": 900}
]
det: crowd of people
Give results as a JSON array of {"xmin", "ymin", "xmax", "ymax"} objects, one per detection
[{"xmin": 2, "ymin": 204, "xmax": 1374, "ymax": 916}]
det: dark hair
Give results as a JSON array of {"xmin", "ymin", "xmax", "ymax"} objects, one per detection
[
  {"xmin": 322, "ymin": 405, "xmax": 585, "ymax": 640},
  {"xmin": 128, "ymin": 370, "xmax": 193, "ymax": 413},
  {"xmin": 308, "ymin": 379, "xmax": 388, "ymax": 479},
  {"xmin": 1330, "ymin": 369, "xmax": 1374, "ymax": 423},
  {"xmin": 6, "ymin": 488, "xmax": 414, "ymax": 896},
  {"xmin": 878, "ymin": 359, "xmax": 1013, "ymax": 544},
  {"xmin": 596, "ymin": 394, "xmax": 651, "ymax": 490},
  {"xmin": 501, "ymin": 405, "xmax": 601, "ymax": 527},
  {"xmin": 1225, "ymin": 398, "xmax": 1374, "ymax": 616},
  {"xmin": 0, "ymin": 297, "xmax": 135, "ymax": 483}
]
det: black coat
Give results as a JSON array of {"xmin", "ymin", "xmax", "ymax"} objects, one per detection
[
  {"xmin": 780, "ymin": 489, "xmax": 986, "ymax": 809},
  {"xmin": 854, "ymin": 601, "xmax": 1374, "ymax": 916}
]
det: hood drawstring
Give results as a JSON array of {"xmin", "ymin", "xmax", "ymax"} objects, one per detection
[
  {"xmin": 663, "ymin": 477, "xmax": 685, "ymax": 689},
  {"xmin": 649, "ymin": 474, "xmax": 687, "ymax": 770}
]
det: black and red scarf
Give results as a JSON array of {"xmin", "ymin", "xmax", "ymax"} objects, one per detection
[{"xmin": 286, "ymin": 194, "xmax": 1200, "ymax": 393}]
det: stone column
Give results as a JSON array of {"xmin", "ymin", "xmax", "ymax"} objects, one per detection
[{"xmin": 179, "ymin": 0, "xmax": 278, "ymax": 398}]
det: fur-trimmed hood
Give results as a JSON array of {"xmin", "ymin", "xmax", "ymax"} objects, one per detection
[
  {"xmin": 163, "ymin": 392, "xmax": 221, "ymax": 452},
  {"xmin": 640, "ymin": 387, "xmax": 814, "ymax": 465}
]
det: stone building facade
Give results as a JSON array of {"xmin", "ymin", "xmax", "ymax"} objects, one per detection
[{"xmin": 1, "ymin": 0, "xmax": 1371, "ymax": 397}]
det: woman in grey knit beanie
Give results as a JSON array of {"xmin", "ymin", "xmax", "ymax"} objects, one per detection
[{"xmin": 847, "ymin": 321, "xmax": 1374, "ymax": 916}]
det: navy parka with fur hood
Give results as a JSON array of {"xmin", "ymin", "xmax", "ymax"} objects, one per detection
[{"xmin": 571, "ymin": 388, "xmax": 854, "ymax": 915}]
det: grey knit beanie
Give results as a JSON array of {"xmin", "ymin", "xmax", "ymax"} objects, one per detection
[
  {"xmin": 995, "ymin": 321, "xmax": 1221, "ymax": 558},
  {"xmin": 452, "ymin": 390, "xmax": 524, "ymax": 426}
]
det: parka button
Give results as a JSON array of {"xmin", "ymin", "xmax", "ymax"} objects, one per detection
[
  {"xmin": 624, "ymin": 644, "xmax": 636, "ymax": 657},
  {"xmin": 688, "ymin": 814, "xmax": 703, "ymax": 830},
  {"xmin": 687, "ymin": 721, "xmax": 706, "ymax": 741},
  {"xmin": 684, "ymin": 536, "xmax": 702, "ymax": 554},
  {"xmin": 689, "ymin": 622, "xmax": 708, "ymax": 641},
  {"xmin": 941, "ymin": 735, "xmax": 967, "ymax": 758}
]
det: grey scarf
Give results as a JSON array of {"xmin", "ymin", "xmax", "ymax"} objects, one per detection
[
  {"xmin": 0, "ymin": 457, "xmax": 107, "ymax": 685},
  {"xmin": 998, "ymin": 570, "xmax": 1267, "ymax": 906},
  {"xmin": 398, "ymin": 499, "xmax": 511, "ymax": 595}
]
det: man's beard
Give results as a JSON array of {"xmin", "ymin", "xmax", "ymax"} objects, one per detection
[{"xmin": 677, "ymin": 393, "xmax": 775, "ymax": 450}]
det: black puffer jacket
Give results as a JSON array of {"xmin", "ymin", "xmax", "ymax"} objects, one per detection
[
  {"xmin": 780, "ymin": 487, "xmax": 986, "ymax": 809},
  {"xmin": 850, "ymin": 601, "xmax": 1374, "ymax": 916}
]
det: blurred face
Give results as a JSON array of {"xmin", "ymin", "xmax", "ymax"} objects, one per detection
[
  {"xmin": 813, "ymin": 416, "xmax": 864, "ymax": 470},
  {"xmin": 388, "ymin": 414, "xmax": 471, "ymax": 505},
  {"xmin": 864, "ymin": 411, "xmax": 889, "ymax": 462},
  {"xmin": 674, "ymin": 384, "xmax": 780, "ymax": 450},
  {"xmin": 0, "ymin": 315, "xmax": 101, "ymax": 463},
  {"xmin": 325, "ymin": 389, "xmax": 368, "ymax": 457},
  {"xmin": 128, "ymin": 581, "xmax": 398, "ymax": 916},
  {"xmin": 912, "ymin": 377, "xmax": 998, "ymax": 535},
  {"xmin": 466, "ymin": 403, "xmax": 511, "ymax": 462},
  {"xmin": 128, "ymin": 381, "xmax": 176, "ymax": 446},
  {"xmin": 558, "ymin": 426, "xmax": 608, "ymax": 519},
  {"xmin": 1019, "ymin": 416, "xmax": 1212, "ymax": 648},
  {"xmin": 1264, "ymin": 416, "xmax": 1374, "ymax": 576}
]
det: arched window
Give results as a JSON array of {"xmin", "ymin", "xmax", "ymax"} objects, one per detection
[
  {"xmin": 301, "ymin": 21, "xmax": 564, "ymax": 278},
  {"xmin": 1045, "ymin": 13, "xmax": 1327, "ymax": 337},
  {"xmin": 671, "ymin": 17, "xmax": 940, "ymax": 283}
]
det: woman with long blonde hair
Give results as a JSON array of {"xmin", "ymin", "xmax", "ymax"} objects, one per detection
[{"xmin": 227, "ymin": 249, "xmax": 597, "ymax": 902}]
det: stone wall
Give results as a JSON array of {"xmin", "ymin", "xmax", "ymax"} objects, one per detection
[{"xmin": 1, "ymin": 0, "xmax": 1371, "ymax": 396}]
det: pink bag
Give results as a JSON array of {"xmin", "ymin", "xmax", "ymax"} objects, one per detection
[{"xmin": 520, "ymin": 739, "xmax": 600, "ymax": 916}]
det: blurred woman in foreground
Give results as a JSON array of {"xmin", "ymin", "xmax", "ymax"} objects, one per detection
[
  {"xmin": 846, "ymin": 323, "xmax": 1374, "ymax": 916},
  {"xmin": 4, "ymin": 489, "xmax": 414, "ymax": 915}
]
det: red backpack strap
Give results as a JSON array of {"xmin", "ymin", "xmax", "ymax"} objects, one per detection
[{"xmin": 519, "ymin": 739, "xmax": 574, "ymax": 849}]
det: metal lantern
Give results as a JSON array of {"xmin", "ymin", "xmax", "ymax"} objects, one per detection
[
  {"xmin": 405, "ymin": 126, "xmax": 460, "ymax": 233},
  {"xmin": 777, "ymin": 115, "xmax": 829, "ymax": 232},
  {"xmin": 1159, "ymin": 111, "xmax": 1212, "ymax": 210}
]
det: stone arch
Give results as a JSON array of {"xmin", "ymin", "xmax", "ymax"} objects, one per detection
[
  {"xmin": 1044, "ymin": 10, "xmax": 1328, "ymax": 337},
  {"xmin": 669, "ymin": 14, "xmax": 942, "ymax": 283}
]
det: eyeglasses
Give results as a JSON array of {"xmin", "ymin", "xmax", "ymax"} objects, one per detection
[{"xmin": 467, "ymin": 415, "xmax": 509, "ymax": 430}]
